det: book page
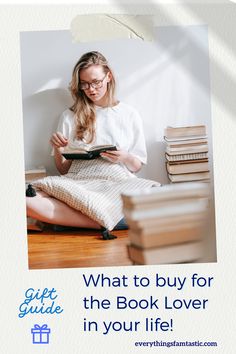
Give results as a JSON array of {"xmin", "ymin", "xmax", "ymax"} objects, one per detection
[{"xmin": 89, "ymin": 144, "xmax": 116, "ymax": 151}]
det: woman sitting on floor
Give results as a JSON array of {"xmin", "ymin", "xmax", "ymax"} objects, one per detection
[{"xmin": 26, "ymin": 51, "xmax": 159, "ymax": 233}]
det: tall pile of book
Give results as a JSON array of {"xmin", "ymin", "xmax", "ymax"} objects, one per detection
[
  {"xmin": 25, "ymin": 167, "xmax": 47, "ymax": 231},
  {"xmin": 122, "ymin": 182, "xmax": 209, "ymax": 265},
  {"xmin": 164, "ymin": 125, "xmax": 210, "ymax": 183}
]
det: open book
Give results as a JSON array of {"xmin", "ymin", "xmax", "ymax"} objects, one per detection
[{"xmin": 62, "ymin": 144, "xmax": 117, "ymax": 160}]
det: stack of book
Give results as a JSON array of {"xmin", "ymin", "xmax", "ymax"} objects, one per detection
[
  {"xmin": 121, "ymin": 182, "xmax": 209, "ymax": 265},
  {"xmin": 164, "ymin": 125, "xmax": 210, "ymax": 183},
  {"xmin": 25, "ymin": 167, "xmax": 47, "ymax": 231},
  {"xmin": 25, "ymin": 167, "xmax": 47, "ymax": 184}
]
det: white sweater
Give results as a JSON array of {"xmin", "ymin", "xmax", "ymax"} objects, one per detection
[{"xmin": 54, "ymin": 102, "xmax": 147, "ymax": 165}]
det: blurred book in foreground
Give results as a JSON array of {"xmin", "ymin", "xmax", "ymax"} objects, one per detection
[
  {"xmin": 122, "ymin": 182, "xmax": 210, "ymax": 265},
  {"xmin": 127, "ymin": 242, "xmax": 203, "ymax": 265}
]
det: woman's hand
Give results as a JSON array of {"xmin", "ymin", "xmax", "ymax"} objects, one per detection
[
  {"xmin": 50, "ymin": 132, "xmax": 72, "ymax": 175},
  {"xmin": 100, "ymin": 149, "xmax": 142, "ymax": 173},
  {"xmin": 100, "ymin": 149, "xmax": 128, "ymax": 164},
  {"xmin": 50, "ymin": 132, "xmax": 68, "ymax": 149}
]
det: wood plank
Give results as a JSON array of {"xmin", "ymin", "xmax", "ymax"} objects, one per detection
[{"xmin": 27, "ymin": 226, "xmax": 132, "ymax": 269}]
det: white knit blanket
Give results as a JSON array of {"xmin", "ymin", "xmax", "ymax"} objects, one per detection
[{"xmin": 33, "ymin": 159, "xmax": 160, "ymax": 230}]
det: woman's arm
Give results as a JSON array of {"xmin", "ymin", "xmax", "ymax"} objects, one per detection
[
  {"xmin": 122, "ymin": 153, "xmax": 142, "ymax": 172},
  {"xmin": 54, "ymin": 147, "xmax": 72, "ymax": 175},
  {"xmin": 100, "ymin": 150, "xmax": 142, "ymax": 173},
  {"xmin": 50, "ymin": 132, "xmax": 72, "ymax": 175}
]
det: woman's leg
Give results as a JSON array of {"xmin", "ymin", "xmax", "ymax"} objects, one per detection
[{"xmin": 26, "ymin": 191, "xmax": 101, "ymax": 229}]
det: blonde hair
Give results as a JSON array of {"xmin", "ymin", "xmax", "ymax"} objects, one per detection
[{"xmin": 69, "ymin": 51, "xmax": 116, "ymax": 143}]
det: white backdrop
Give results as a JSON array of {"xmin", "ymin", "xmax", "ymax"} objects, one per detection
[{"xmin": 21, "ymin": 25, "xmax": 212, "ymax": 184}]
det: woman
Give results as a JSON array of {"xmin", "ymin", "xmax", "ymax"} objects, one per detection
[{"xmin": 27, "ymin": 51, "xmax": 159, "ymax": 232}]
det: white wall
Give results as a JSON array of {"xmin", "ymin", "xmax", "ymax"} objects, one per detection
[{"xmin": 21, "ymin": 25, "xmax": 212, "ymax": 184}]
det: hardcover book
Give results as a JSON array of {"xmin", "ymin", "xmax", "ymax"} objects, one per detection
[
  {"xmin": 127, "ymin": 241, "xmax": 203, "ymax": 265},
  {"xmin": 168, "ymin": 171, "xmax": 210, "ymax": 182},
  {"xmin": 166, "ymin": 144, "xmax": 208, "ymax": 155},
  {"xmin": 129, "ymin": 226, "xmax": 203, "ymax": 249},
  {"xmin": 166, "ymin": 161, "xmax": 209, "ymax": 174},
  {"xmin": 165, "ymin": 153, "xmax": 208, "ymax": 161},
  {"xmin": 164, "ymin": 125, "xmax": 206, "ymax": 138},
  {"xmin": 62, "ymin": 145, "xmax": 117, "ymax": 160}
]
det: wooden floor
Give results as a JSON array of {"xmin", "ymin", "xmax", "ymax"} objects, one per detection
[{"xmin": 27, "ymin": 225, "xmax": 132, "ymax": 269}]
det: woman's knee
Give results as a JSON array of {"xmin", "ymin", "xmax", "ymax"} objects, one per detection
[
  {"xmin": 26, "ymin": 197, "xmax": 37, "ymax": 217},
  {"xmin": 26, "ymin": 195, "xmax": 45, "ymax": 217}
]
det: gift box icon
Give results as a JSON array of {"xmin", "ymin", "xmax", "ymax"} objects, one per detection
[{"xmin": 31, "ymin": 324, "xmax": 51, "ymax": 344}]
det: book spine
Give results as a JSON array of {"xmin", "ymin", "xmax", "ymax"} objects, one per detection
[
  {"xmin": 167, "ymin": 141, "xmax": 208, "ymax": 148},
  {"xmin": 123, "ymin": 199, "xmax": 209, "ymax": 220},
  {"xmin": 166, "ymin": 144, "xmax": 208, "ymax": 154},
  {"xmin": 164, "ymin": 135, "xmax": 208, "ymax": 143},
  {"xmin": 165, "ymin": 152, "xmax": 208, "ymax": 161},
  {"xmin": 125, "ymin": 211, "xmax": 206, "ymax": 229},
  {"xmin": 166, "ymin": 162, "xmax": 209, "ymax": 174},
  {"xmin": 128, "ymin": 242, "xmax": 203, "ymax": 264},
  {"xmin": 168, "ymin": 172, "xmax": 210, "ymax": 183},
  {"xmin": 164, "ymin": 126, "xmax": 206, "ymax": 138},
  {"xmin": 129, "ymin": 226, "xmax": 203, "ymax": 249},
  {"xmin": 121, "ymin": 183, "xmax": 210, "ymax": 207}
]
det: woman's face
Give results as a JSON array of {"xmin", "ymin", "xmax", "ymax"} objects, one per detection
[{"xmin": 79, "ymin": 65, "xmax": 111, "ymax": 106}]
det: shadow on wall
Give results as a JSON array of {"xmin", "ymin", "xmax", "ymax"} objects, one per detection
[
  {"xmin": 23, "ymin": 88, "xmax": 73, "ymax": 176},
  {"xmin": 137, "ymin": 140, "xmax": 169, "ymax": 184}
]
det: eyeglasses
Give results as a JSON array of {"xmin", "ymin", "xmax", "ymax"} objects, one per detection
[{"xmin": 79, "ymin": 74, "xmax": 107, "ymax": 90}]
